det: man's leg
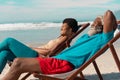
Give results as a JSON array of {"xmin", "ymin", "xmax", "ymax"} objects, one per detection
[{"xmin": 2, "ymin": 58, "xmax": 41, "ymax": 80}]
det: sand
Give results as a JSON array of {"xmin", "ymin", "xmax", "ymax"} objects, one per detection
[{"xmin": 0, "ymin": 47, "xmax": 120, "ymax": 80}]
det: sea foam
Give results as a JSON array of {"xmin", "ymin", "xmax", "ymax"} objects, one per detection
[
  {"xmin": 0, "ymin": 21, "xmax": 92, "ymax": 31},
  {"xmin": 0, "ymin": 22, "xmax": 62, "ymax": 31}
]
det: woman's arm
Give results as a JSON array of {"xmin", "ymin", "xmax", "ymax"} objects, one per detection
[
  {"xmin": 32, "ymin": 36, "xmax": 68, "ymax": 57},
  {"xmin": 32, "ymin": 48, "xmax": 50, "ymax": 56},
  {"xmin": 48, "ymin": 36, "xmax": 68, "ymax": 56}
]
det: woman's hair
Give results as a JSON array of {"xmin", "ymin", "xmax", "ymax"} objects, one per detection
[{"xmin": 63, "ymin": 18, "xmax": 79, "ymax": 33}]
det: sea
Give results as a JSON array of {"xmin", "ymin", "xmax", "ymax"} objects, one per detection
[{"xmin": 0, "ymin": 21, "xmax": 120, "ymax": 47}]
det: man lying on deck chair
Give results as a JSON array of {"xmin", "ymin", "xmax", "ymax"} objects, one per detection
[{"xmin": 2, "ymin": 10, "xmax": 117, "ymax": 80}]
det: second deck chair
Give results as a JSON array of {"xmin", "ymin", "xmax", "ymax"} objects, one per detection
[
  {"xmin": 32, "ymin": 30, "xmax": 120, "ymax": 80},
  {"xmin": 20, "ymin": 23, "xmax": 90, "ymax": 80}
]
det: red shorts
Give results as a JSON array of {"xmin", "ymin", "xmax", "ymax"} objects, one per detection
[{"xmin": 36, "ymin": 57, "xmax": 74, "ymax": 74}]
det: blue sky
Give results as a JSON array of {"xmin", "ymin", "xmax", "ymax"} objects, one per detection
[{"xmin": 0, "ymin": 0, "xmax": 120, "ymax": 23}]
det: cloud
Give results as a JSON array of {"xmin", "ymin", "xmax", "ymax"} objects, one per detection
[
  {"xmin": 0, "ymin": 0, "xmax": 117, "ymax": 13},
  {"xmin": 0, "ymin": 0, "xmax": 119, "ymax": 23},
  {"xmin": 31, "ymin": 0, "xmax": 113, "ymax": 9}
]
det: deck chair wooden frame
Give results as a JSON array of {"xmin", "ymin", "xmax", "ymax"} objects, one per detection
[
  {"xmin": 31, "ymin": 31, "xmax": 120, "ymax": 80},
  {"xmin": 20, "ymin": 23, "xmax": 90, "ymax": 80}
]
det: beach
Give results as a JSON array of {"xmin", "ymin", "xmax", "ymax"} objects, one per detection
[{"xmin": 0, "ymin": 22, "xmax": 120, "ymax": 80}]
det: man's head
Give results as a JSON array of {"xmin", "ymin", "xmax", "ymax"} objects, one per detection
[
  {"xmin": 91, "ymin": 16, "xmax": 103, "ymax": 27},
  {"xmin": 61, "ymin": 18, "xmax": 79, "ymax": 36},
  {"xmin": 88, "ymin": 16, "xmax": 103, "ymax": 36}
]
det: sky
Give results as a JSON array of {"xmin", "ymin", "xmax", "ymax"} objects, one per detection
[{"xmin": 0, "ymin": 0, "xmax": 120, "ymax": 23}]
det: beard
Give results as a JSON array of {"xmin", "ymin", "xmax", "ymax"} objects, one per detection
[{"xmin": 88, "ymin": 26, "xmax": 103, "ymax": 36}]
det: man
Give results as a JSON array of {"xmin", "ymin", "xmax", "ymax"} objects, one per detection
[{"xmin": 2, "ymin": 10, "xmax": 117, "ymax": 80}]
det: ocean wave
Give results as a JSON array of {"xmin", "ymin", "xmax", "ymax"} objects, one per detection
[
  {"xmin": 0, "ymin": 21, "xmax": 92, "ymax": 31},
  {"xmin": 0, "ymin": 22, "xmax": 62, "ymax": 31}
]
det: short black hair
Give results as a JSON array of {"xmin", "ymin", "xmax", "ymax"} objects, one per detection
[{"xmin": 63, "ymin": 18, "xmax": 79, "ymax": 33}]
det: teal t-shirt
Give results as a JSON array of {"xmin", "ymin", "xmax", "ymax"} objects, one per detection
[{"xmin": 53, "ymin": 31, "xmax": 114, "ymax": 68}]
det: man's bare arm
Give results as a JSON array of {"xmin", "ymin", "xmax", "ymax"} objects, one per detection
[{"xmin": 103, "ymin": 10, "xmax": 117, "ymax": 33}]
